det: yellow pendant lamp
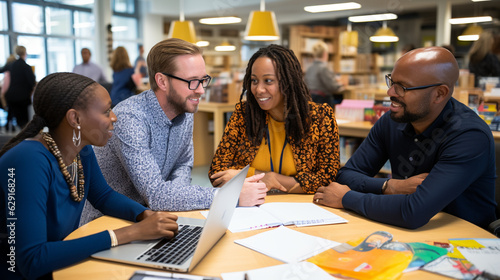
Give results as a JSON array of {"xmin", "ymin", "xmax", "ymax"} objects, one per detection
[
  {"xmin": 369, "ymin": 21, "xmax": 399, "ymax": 43},
  {"xmin": 168, "ymin": 0, "xmax": 196, "ymax": 43},
  {"xmin": 340, "ymin": 23, "xmax": 359, "ymax": 54},
  {"xmin": 458, "ymin": 24, "xmax": 483, "ymax": 41},
  {"xmin": 244, "ymin": 0, "xmax": 280, "ymax": 41}
]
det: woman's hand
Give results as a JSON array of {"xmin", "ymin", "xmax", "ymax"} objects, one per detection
[
  {"xmin": 238, "ymin": 173, "xmax": 267, "ymax": 206},
  {"xmin": 114, "ymin": 211, "xmax": 178, "ymax": 245},
  {"xmin": 258, "ymin": 171, "xmax": 287, "ymax": 192},
  {"xmin": 210, "ymin": 169, "xmax": 241, "ymax": 187}
]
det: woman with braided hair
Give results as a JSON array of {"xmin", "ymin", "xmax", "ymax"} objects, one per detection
[
  {"xmin": 0, "ymin": 72, "xmax": 178, "ymax": 279},
  {"xmin": 209, "ymin": 44, "xmax": 340, "ymax": 198}
]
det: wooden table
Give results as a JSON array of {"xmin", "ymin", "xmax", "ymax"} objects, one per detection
[{"xmin": 54, "ymin": 194, "xmax": 496, "ymax": 280}]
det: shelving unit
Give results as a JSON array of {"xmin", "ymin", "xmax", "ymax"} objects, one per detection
[
  {"xmin": 289, "ymin": 25, "xmax": 340, "ymax": 73},
  {"xmin": 338, "ymin": 121, "xmax": 391, "ymax": 175},
  {"xmin": 288, "ymin": 25, "xmax": 381, "ymax": 84}
]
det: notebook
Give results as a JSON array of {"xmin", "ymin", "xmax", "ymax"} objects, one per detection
[
  {"xmin": 201, "ymin": 202, "xmax": 348, "ymax": 232},
  {"xmin": 91, "ymin": 165, "xmax": 249, "ymax": 272}
]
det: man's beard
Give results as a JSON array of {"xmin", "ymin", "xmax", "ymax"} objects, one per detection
[
  {"xmin": 389, "ymin": 97, "xmax": 429, "ymax": 123},
  {"xmin": 166, "ymin": 84, "xmax": 199, "ymax": 116}
]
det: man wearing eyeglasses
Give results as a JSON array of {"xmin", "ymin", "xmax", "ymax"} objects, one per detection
[
  {"xmin": 314, "ymin": 47, "xmax": 497, "ymax": 230},
  {"xmin": 80, "ymin": 38, "xmax": 267, "ymax": 225}
]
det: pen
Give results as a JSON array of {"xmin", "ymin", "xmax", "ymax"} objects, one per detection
[
  {"xmin": 480, "ymin": 271, "xmax": 500, "ymax": 280},
  {"xmin": 244, "ymin": 272, "xmax": 250, "ymax": 280}
]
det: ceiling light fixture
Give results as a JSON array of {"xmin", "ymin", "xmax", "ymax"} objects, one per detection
[
  {"xmin": 369, "ymin": 21, "xmax": 399, "ymax": 43},
  {"xmin": 244, "ymin": 0, "xmax": 280, "ymax": 41},
  {"xmin": 449, "ymin": 16, "xmax": 492, "ymax": 25},
  {"xmin": 168, "ymin": 0, "xmax": 196, "ymax": 43},
  {"xmin": 348, "ymin": 13, "xmax": 397, "ymax": 23},
  {"xmin": 304, "ymin": 2, "xmax": 361, "ymax": 13},
  {"xmin": 196, "ymin": 40, "xmax": 210, "ymax": 47},
  {"xmin": 199, "ymin": 16, "xmax": 242, "ymax": 25},
  {"xmin": 458, "ymin": 24, "xmax": 483, "ymax": 41},
  {"xmin": 215, "ymin": 41, "xmax": 236, "ymax": 52}
]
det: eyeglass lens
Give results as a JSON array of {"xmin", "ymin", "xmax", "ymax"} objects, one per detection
[
  {"xmin": 385, "ymin": 75, "xmax": 404, "ymax": 96},
  {"xmin": 189, "ymin": 76, "xmax": 211, "ymax": 90}
]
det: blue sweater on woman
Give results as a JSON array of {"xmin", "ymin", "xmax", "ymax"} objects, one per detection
[{"xmin": 0, "ymin": 141, "xmax": 147, "ymax": 279}]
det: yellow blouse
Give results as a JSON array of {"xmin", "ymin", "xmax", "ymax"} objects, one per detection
[{"xmin": 249, "ymin": 116, "xmax": 297, "ymax": 177}]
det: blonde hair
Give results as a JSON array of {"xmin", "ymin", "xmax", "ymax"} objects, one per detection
[
  {"xmin": 15, "ymin": 46, "xmax": 26, "ymax": 57},
  {"xmin": 6, "ymin": 54, "xmax": 16, "ymax": 64},
  {"xmin": 147, "ymin": 38, "xmax": 202, "ymax": 92},
  {"xmin": 312, "ymin": 41, "xmax": 328, "ymax": 59},
  {"xmin": 469, "ymin": 31, "xmax": 494, "ymax": 64},
  {"xmin": 110, "ymin": 46, "xmax": 132, "ymax": 72}
]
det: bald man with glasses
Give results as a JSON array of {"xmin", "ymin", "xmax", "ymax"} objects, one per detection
[{"xmin": 314, "ymin": 47, "xmax": 497, "ymax": 230}]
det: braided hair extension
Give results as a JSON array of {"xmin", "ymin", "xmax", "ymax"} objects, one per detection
[
  {"xmin": 0, "ymin": 72, "xmax": 97, "ymax": 157},
  {"xmin": 241, "ymin": 44, "xmax": 311, "ymax": 146}
]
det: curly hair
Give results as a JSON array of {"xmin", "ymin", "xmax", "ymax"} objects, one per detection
[{"xmin": 241, "ymin": 44, "xmax": 311, "ymax": 146}]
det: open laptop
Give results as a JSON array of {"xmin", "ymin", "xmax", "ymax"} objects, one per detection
[{"xmin": 92, "ymin": 165, "xmax": 249, "ymax": 272}]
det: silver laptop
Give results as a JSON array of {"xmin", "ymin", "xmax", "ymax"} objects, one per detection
[{"xmin": 92, "ymin": 166, "xmax": 249, "ymax": 272}]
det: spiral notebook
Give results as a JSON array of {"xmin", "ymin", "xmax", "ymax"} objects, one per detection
[{"xmin": 202, "ymin": 202, "xmax": 348, "ymax": 232}]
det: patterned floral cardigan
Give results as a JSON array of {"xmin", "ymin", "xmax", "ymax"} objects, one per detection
[{"xmin": 209, "ymin": 101, "xmax": 340, "ymax": 193}]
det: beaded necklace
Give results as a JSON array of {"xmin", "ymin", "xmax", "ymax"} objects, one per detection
[{"xmin": 42, "ymin": 132, "xmax": 85, "ymax": 202}]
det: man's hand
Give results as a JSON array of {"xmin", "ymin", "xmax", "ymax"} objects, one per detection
[
  {"xmin": 384, "ymin": 173, "xmax": 428, "ymax": 195},
  {"xmin": 313, "ymin": 182, "xmax": 351, "ymax": 208},
  {"xmin": 210, "ymin": 169, "xmax": 242, "ymax": 187},
  {"xmin": 238, "ymin": 173, "xmax": 267, "ymax": 206}
]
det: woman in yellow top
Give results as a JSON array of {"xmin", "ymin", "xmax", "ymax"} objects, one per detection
[{"xmin": 209, "ymin": 44, "xmax": 340, "ymax": 198}]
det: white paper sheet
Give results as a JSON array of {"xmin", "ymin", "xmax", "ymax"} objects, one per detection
[{"xmin": 234, "ymin": 226, "xmax": 339, "ymax": 263}]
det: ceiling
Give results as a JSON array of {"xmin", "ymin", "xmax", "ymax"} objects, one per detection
[{"xmin": 142, "ymin": 0, "xmax": 500, "ymax": 26}]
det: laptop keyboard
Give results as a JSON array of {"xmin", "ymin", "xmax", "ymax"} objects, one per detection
[{"xmin": 137, "ymin": 224, "xmax": 203, "ymax": 265}]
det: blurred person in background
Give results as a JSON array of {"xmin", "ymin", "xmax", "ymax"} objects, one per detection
[
  {"xmin": 72, "ymin": 48, "xmax": 108, "ymax": 84},
  {"xmin": 305, "ymin": 40, "xmax": 346, "ymax": 106},
  {"xmin": 468, "ymin": 31, "xmax": 500, "ymax": 87},
  {"xmin": 109, "ymin": 46, "xmax": 140, "ymax": 107},
  {"xmin": 4, "ymin": 46, "xmax": 36, "ymax": 130}
]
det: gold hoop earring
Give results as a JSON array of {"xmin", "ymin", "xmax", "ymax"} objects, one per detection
[{"xmin": 72, "ymin": 125, "xmax": 81, "ymax": 147}]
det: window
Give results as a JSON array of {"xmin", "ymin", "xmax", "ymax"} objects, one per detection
[
  {"xmin": 45, "ymin": 0, "xmax": 94, "ymax": 9},
  {"xmin": 46, "ymin": 6, "xmax": 72, "ymax": 36},
  {"xmin": 47, "ymin": 37, "xmax": 74, "ymax": 73},
  {"xmin": 74, "ymin": 10, "xmax": 94, "ymax": 38},
  {"xmin": 12, "ymin": 3, "xmax": 43, "ymax": 34},
  {"xmin": 111, "ymin": 0, "xmax": 140, "ymax": 64},
  {"xmin": 3, "ymin": 0, "xmax": 140, "ymax": 79},
  {"xmin": 0, "ymin": 1, "xmax": 7, "ymax": 31},
  {"xmin": 113, "ymin": 0, "xmax": 135, "ymax": 14},
  {"xmin": 0, "ymin": 34, "xmax": 8, "ymax": 74}
]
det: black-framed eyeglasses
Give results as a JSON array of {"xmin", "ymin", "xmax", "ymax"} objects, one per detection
[
  {"xmin": 162, "ymin": 73, "xmax": 212, "ymax": 90},
  {"xmin": 385, "ymin": 74, "xmax": 443, "ymax": 97}
]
